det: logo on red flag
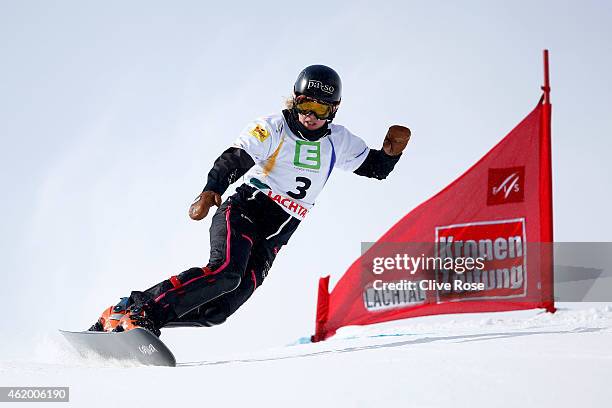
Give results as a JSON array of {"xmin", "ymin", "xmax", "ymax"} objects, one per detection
[
  {"xmin": 487, "ymin": 167, "xmax": 525, "ymax": 205},
  {"xmin": 435, "ymin": 218, "xmax": 527, "ymax": 301}
]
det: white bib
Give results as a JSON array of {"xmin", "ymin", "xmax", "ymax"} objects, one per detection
[{"xmin": 233, "ymin": 114, "xmax": 369, "ymax": 219}]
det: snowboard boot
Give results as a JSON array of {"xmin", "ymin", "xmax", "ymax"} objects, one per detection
[
  {"xmin": 113, "ymin": 303, "xmax": 162, "ymax": 337},
  {"xmin": 88, "ymin": 297, "xmax": 130, "ymax": 332}
]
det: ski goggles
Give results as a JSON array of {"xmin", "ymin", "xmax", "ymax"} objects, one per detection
[{"xmin": 294, "ymin": 97, "xmax": 336, "ymax": 120}]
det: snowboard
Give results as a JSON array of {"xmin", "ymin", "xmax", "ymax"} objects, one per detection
[{"xmin": 60, "ymin": 328, "xmax": 176, "ymax": 367}]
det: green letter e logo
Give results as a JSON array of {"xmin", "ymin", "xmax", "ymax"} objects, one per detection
[{"xmin": 294, "ymin": 140, "xmax": 321, "ymax": 170}]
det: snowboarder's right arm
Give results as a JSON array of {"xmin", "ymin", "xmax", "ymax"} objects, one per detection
[
  {"xmin": 189, "ymin": 120, "xmax": 276, "ymax": 220},
  {"xmin": 188, "ymin": 147, "xmax": 255, "ymax": 220},
  {"xmin": 203, "ymin": 147, "xmax": 256, "ymax": 197}
]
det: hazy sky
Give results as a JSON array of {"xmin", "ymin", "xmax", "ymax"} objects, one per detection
[{"xmin": 1, "ymin": 0, "xmax": 611, "ymax": 360}]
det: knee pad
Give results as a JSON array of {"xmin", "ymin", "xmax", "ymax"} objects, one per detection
[{"xmin": 200, "ymin": 304, "xmax": 229, "ymax": 326}]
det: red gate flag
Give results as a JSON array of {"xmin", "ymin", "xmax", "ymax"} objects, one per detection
[{"xmin": 312, "ymin": 51, "xmax": 555, "ymax": 342}]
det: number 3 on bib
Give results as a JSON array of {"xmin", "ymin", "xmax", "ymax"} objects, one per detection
[{"xmin": 287, "ymin": 176, "xmax": 311, "ymax": 199}]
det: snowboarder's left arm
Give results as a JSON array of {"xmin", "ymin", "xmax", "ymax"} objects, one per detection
[{"xmin": 354, "ymin": 125, "xmax": 411, "ymax": 180}]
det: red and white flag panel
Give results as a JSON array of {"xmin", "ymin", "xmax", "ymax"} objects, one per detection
[{"xmin": 313, "ymin": 83, "xmax": 554, "ymax": 342}]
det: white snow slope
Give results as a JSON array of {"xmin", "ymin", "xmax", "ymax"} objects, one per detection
[{"xmin": 1, "ymin": 302, "xmax": 610, "ymax": 407}]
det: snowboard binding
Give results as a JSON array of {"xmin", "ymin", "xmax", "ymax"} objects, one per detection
[
  {"xmin": 113, "ymin": 304, "xmax": 161, "ymax": 337},
  {"xmin": 89, "ymin": 297, "xmax": 130, "ymax": 332}
]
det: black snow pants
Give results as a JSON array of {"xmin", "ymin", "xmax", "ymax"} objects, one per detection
[{"xmin": 134, "ymin": 184, "xmax": 301, "ymax": 328}]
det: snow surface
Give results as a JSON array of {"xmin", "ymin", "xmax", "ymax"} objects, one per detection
[{"xmin": 1, "ymin": 302, "xmax": 610, "ymax": 407}]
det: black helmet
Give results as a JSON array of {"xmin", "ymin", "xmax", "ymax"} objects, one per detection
[{"xmin": 293, "ymin": 65, "xmax": 342, "ymax": 105}]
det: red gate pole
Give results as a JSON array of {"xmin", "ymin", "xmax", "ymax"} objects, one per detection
[{"xmin": 540, "ymin": 49, "xmax": 556, "ymax": 312}]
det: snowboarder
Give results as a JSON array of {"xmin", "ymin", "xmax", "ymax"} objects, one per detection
[{"xmin": 90, "ymin": 65, "xmax": 411, "ymax": 336}]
